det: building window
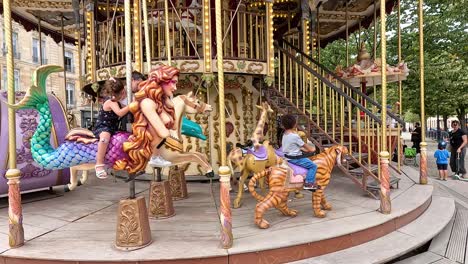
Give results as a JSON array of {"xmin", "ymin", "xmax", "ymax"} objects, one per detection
[
  {"xmin": 32, "ymin": 38, "xmax": 47, "ymax": 64},
  {"xmin": 2, "ymin": 32, "xmax": 20, "ymax": 59},
  {"xmin": 2, "ymin": 68, "xmax": 20, "ymax": 91},
  {"xmin": 66, "ymin": 82, "xmax": 75, "ymax": 108},
  {"xmin": 65, "ymin": 51, "xmax": 74, "ymax": 73}
]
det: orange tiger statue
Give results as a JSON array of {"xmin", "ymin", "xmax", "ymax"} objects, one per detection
[{"xmin": 249, "ymin": 145, "xmax": 348, "ymax": 229}]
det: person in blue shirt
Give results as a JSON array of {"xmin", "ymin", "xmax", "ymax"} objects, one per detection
[{"xmin": 434, "ymin": 141, "xmax": 450, "ymax": 181}]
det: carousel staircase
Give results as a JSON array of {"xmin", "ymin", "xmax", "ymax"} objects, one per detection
[{"xmin": 266, "ymin": 39, "xmax": 405, "ymax": 198}]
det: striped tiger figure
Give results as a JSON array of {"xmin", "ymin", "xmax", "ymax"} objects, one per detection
[{"xmin": 249, "ymin": 145, "xmax": 348, "ymax": 228}]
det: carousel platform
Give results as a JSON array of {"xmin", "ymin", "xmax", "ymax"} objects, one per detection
[{"xmin": 0, "ymin": 166, "xmax": 453, "ymax": 264}]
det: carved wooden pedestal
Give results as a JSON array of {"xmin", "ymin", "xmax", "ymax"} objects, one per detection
[
  {"xmin": 168, "ymin": 166, "xmax": 188, "ymax": 200},
  {"xmin": 148, "ymin": 181, "xmax": 176, "ymax": 219},
  {"xmin": 115, "ymin": 196, "xmax": 152, "ymax": 251}
]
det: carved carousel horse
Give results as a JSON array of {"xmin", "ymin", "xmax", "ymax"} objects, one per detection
[
  {"xmin": 228, "ymin": 102, "xmax": 278, "ymax": 208},
  {"xmin": 10, "ymin": 65, "xmax": 213, "ymax": 190},
  {"xmin": 250, "ymin": 145, "xmax": 348, "ymax": 228}
]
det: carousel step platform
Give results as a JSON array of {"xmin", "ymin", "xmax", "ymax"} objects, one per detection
[
  {"xmin": 292, "ymin": 196, "xmax": 455, "ymax": 264},
  {"xmin": 366, "ymin": 175, "xmax": 401, "ymax": 190},
  {"xmin": 394, "ymin": 206, "xmax": 468, "ymax": 264},
  {"xmin": 322, "ymin": 142, "xmax": 357, "ymax": 148},
  {"xmin": 344, "ymin": 153, "xmax": 369, "ymax": 164},
  {"xmin": 348, "ymin": 164, "xmax": 379, "ymax": 176}
]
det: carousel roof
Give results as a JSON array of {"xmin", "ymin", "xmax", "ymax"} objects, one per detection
[
  {"xmin": 315, "ymin": 0, "xmax": 397, "ymax": 46},
  {"xmin": 0, "ymin": 0, "xmax": 78, "ymax": 44},
  {"xmin": 1, "ymin": 0, "xmax": 397, "ymax": 47}
]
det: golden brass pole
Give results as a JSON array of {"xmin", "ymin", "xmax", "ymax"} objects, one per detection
[
  {"xmin": 345, "ymin": 1, "xmax": 349, "ymax": 66},
  {"xmin": 266, "ymin": 2, "xmax": 274, "ymax": 77},
  {"xmin": 3, "ymin": 0, "xmax": 24, "ymax": 248},
  {"xmin": 397, "ymin": 0, "xmax": 402, "ymax": 171},
  {"xmin": 373, "ymin": 0, "xmax": 377, "ymax": 59},
  {"xmin": 76, "ymin": 30, "xmax": 82, "ymax": 98},
  {"xmin": 418, "ymin": 0, "xmax": 428, "ymax": 184},
  {"xmin": 38, "ymin": 18, "xmax": 43, "ymax": 65},
  {"xmin": 133, "ymin": 0, "xmax": 142, "ymax": 72},
  {"xmin": 164, "ymin": 0, "xmax": 172, "ymax": 64},
  {"xmin": 216, "ymin": 0, "xmax": 233, "ymax": 249},
  {"xmin": 61, "ymin": 15, "xmax": 67, "ymax": 112},
  {"xmin": 85, "ymin": 3, "xmax": 96, "ymax": 83},
  {"xmin": 202, "ymin": 0, "xmax": 212, "ymax": 72},
  {"xmin": 142, "ymin": 0, "xmax": 152, "ymax": 73},
  {"xmin": 125, "ymin": 0, "xmax": 132, "ymax": 100},
  {"xmin": 379, "ymin": 0, "xmax": 391, "ymax": 214}
]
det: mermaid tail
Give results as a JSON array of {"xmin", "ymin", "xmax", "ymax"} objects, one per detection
[{"xmin": 9, "ymin": 65, "xmax": 129, "ymax": 170}]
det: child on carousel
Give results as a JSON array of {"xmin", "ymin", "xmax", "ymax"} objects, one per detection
[
  {"xmin": 281, "ymin": 114, "xmax": 319, "ymax": 190},
  {"xmin": 93, "ymin": 78, "xmax": 129, "ymax": 179}
]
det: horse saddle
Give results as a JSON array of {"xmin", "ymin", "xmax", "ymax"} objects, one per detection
[
  {"xmin": 246, "ymin": 145, "xmax": 268, "ymax": 161},
  {"xmin": 65, "ymin": 128, "xmax": 98, "ymax": 144},
  {"xmin": 275, "ymin": 148, "xmax": 307, "ymax": 182}
]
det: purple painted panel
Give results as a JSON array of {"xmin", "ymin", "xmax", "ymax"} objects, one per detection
[{"xmin": 0, "ymin": 91, "xmax": 70, "ymax": 195}]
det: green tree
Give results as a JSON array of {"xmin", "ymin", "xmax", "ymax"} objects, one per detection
[{"xmin": 319, "ymin": 0, "xmax": 468, "ymax": 129}]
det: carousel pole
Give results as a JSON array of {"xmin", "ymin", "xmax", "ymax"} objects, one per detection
[
  {"xmin": 3, "ymin": 0, "xmax": 24, "ymax": 248},
  {"xmin": 164, "ymin": 0, "xmax": 172, "ymax": 64},
  {"xmin": 38, "ymin": 18, "xmax": 43, "ymax": 65},
  {"xmin": 61, "ymin": 15, "xmax": 68, "ymax": 112},
  {"xmin": 396, "ymin": 0, "xmax": 402, "ymax": 171},
  {"xmin": 114, "ymin": 0, "xmax": 152, "ymax": 251},
  {"xmin": 379, "ymin": 0, "xmax": 391, "ymax": 214},
  {"xmin": 142, "ymin": 0, "xmax": 152, "ymax": 73},
  {"xmin": 418, "ymin": 0, "xmax": 427, "ymax": 184},
  {"xmin": 345, "ymin": 1, "xmax": 349, "ymax": 66},
  {"xmin": 133, "ymin": 0, "xmax": 142, "ymax": 72},
  {"xmin": 215, "ymin": 0, "xmax": 233, "ymax": 249}
]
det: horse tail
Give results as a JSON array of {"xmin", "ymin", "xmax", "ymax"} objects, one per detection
[{"xmin": 249, "ymin": 168, "xmax": 271, "ymax": 201}]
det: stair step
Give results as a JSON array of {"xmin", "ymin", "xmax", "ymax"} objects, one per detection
[
  {"xmin": 344, "ymin": 153, "xmax": 369, "ymax": 162},
  {"xmin": 445, "ymin": 208, "xmax": 468, "ymax": 263},
  {"xmin": 322, "ymin": 142, "xmax": 357, "ymax": 148},
  {"xmin": 348, "ymin": 164, "xmax": 379, "ymax": 175},
  {"xmin": 294, "ymin": 196, "xmax": 454, "ymax": 264},
  {"xmin": 366, "ymin": 175, "xmax": 401, "ymax": 190}
]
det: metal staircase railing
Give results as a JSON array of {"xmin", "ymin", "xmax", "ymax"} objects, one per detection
[{"xmin": 268, "ymin": 40, "xmax": 403, "ymax": 198}]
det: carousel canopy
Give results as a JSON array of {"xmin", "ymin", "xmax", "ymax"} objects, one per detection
[
  {"xmin": 0, "ymin": 0, "xmax": 79, "ymax": 44},
  {"xmin": 310, "ymin": 0, "xmax": 397, "ymax": 46}
]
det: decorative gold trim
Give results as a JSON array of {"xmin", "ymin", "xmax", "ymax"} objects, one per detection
[{"xmin": 13, "ymin": 0, "xmax": 72, "ymax": 9}]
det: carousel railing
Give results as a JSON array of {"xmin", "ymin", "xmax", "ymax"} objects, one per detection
[
  {"xmin": 279, "ymin": 39, "xmax": 405, "ymax": 175},
  {"xmin": 272, "ymin": 40, "xmax": 400, "ymax": 195},
  {"xmin": 95, "ymin": 7, "xmax": 267, "ymax": 69}
]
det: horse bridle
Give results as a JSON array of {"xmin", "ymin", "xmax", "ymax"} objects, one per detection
[{"xmin": 180, "ymin": 95, "xmax": 207, "ymax": 113}]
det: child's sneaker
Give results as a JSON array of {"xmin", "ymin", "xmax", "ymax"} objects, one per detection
[
  {"xmin": 303, "ymin": 182, "xmax": 320, "ymax": 191},
  {"xmin": 148, "ymin": 156, "xmax": 172, "ymax": 167}
]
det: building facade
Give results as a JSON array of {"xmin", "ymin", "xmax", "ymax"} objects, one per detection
[{"xmin": 0, "ymin": 15, "xmax": 83, "ymax": 126}]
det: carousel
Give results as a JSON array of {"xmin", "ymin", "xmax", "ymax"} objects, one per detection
[{"xmin": 0, "ymin": 0, "xmax": 449, "ymax": 263}]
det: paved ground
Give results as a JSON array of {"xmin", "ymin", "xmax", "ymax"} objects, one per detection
[
  {"xmin": 392, "ymin": 133, "xmax": 468, "ymax": 264},
  {"xmin": 0, "ymin": 160, "xmax": 430, "ymax": 262}
]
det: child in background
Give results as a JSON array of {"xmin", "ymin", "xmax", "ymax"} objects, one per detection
[
  {"xmin": 93, "ymin": 78, "xmax": 129, "ymax": 179},
  {"xmin": 281, "ymin": 114, "xmax": 319, "ymax": 190},
  {"xmin": 434, "ymin": 141, "xmax": 450, "ymax": 181}
]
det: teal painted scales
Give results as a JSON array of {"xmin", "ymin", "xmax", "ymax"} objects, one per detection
[{"xmin": 10, "ymin": 65, "xmax": 130, "ymax": 170}]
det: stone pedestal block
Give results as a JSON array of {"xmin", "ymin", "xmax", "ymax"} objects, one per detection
[
  {"xmin": 115, "ymin": 196, "xmax": 152, "ymax": 251},
  {"xmin": 148, "ymin": 180, "xmax": 175, "ymax": 219},
  {"xmin": 169, "ymin": 166, "xmax": 188, "ymax": 200}
]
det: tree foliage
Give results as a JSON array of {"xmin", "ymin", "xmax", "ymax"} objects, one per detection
[{"xmin": 320, "ymin": 0, "xmax": 468, "ymax": 129}]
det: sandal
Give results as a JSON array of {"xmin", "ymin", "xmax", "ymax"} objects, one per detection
[{"xmin": 95, "ymin": 164, "xmax": 108, "ymax": 179}]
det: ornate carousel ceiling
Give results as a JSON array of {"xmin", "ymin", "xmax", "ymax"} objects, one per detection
[
  {"xmin": 1, "ymin": 0, "xmax": 396, "ymax": 46},
  {"xmin": 309, "ymin": 0, "xmax": 397, "ymax": 46},
  {"xmin": 0, "ymin": 0, "xmax": 78, "ymax": 44}
]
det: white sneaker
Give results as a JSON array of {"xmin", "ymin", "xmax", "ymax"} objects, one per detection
[{"xmin": 148, "ymin": 156, "xmax": 172, "ymax": 167}]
